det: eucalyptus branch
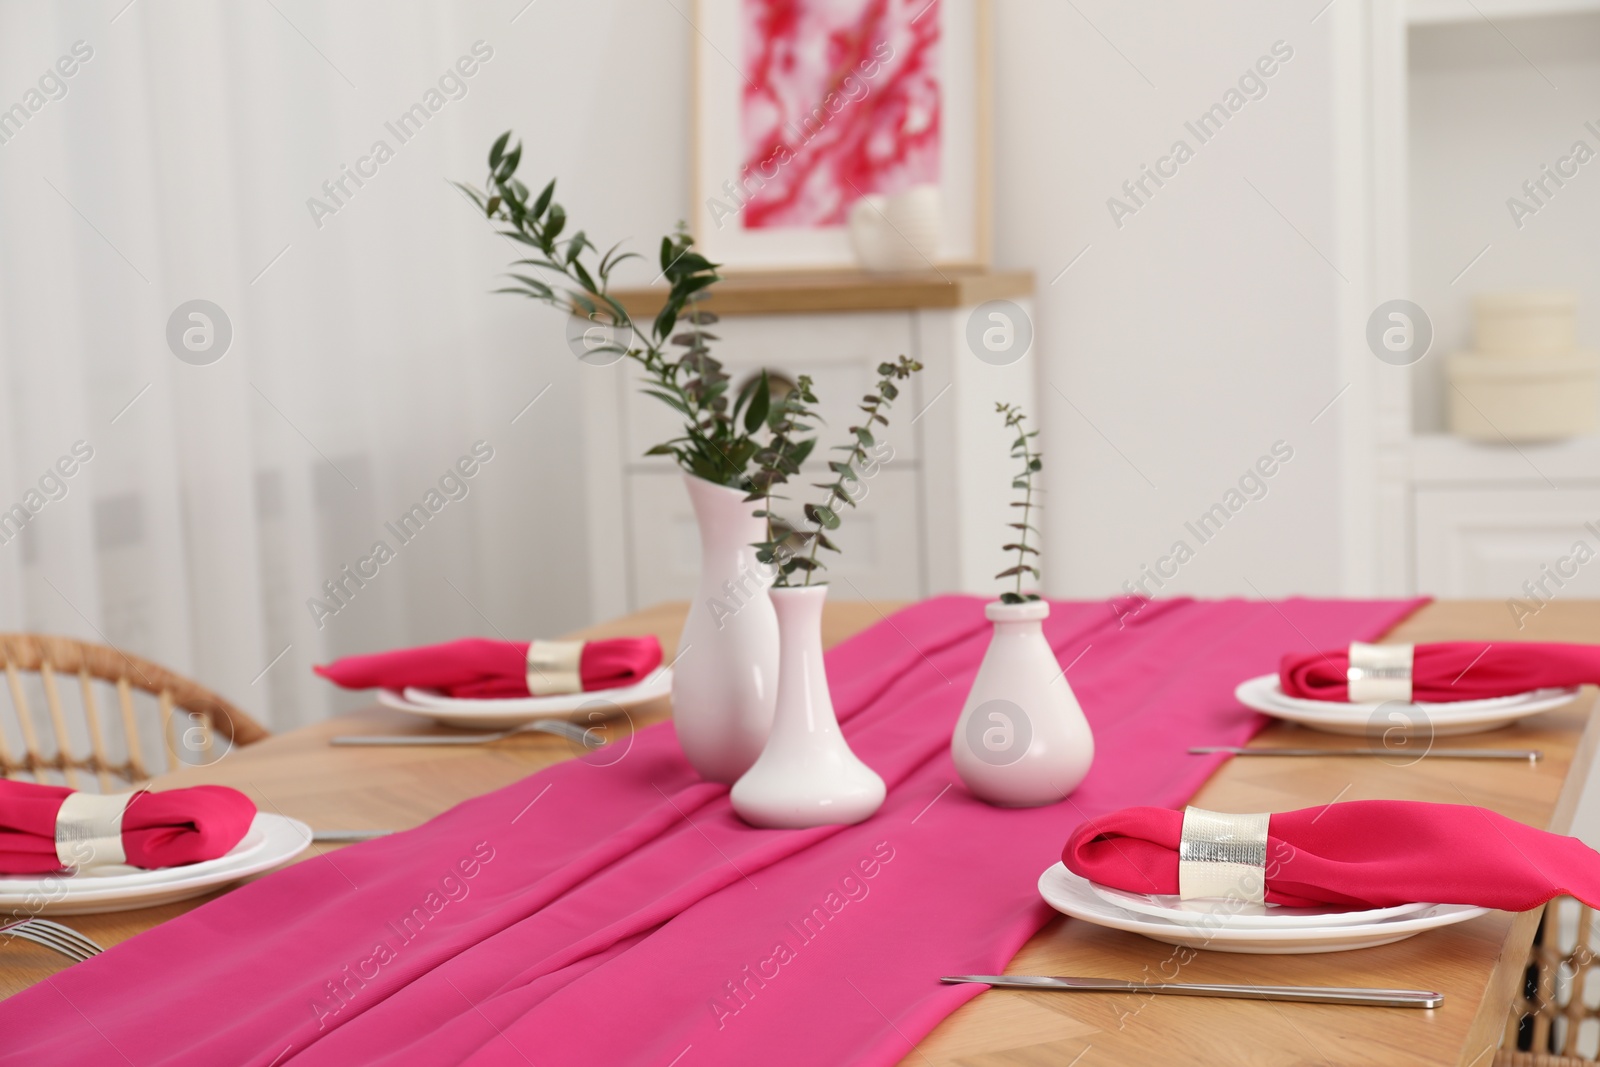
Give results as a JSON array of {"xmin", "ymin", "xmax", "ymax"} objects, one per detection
[
  {"xmin": 746, "ymin": 374, "xmax": 820, "ymax": 580},
  {"xmin": 748, "ymin": 357, "xmax": 923, "ymax": 588},
  {"xmin": 456, "ymin": 130, "xmax": 771, "ymax": 488},
  {"xmin": 995, "ymin": 402, "xmax": 1042, "ymax": 603}
]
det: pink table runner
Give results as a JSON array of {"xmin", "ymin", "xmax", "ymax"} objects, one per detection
[{"xmin": 0, "ymin": 595, "xmax": 1424, "ymax": 1066}]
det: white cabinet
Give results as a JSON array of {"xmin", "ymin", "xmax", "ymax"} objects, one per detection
[
  {"xmin": 1409, "ymin": 436, "xmax": 1600, "ymax": 597},
  {"xmin": 1415, "ymin": 488, "xmax": 1600, "ymax": 598},
  {"xmin": 577, "ymin": 270, "xmax": 1037, "ymax": 615}
]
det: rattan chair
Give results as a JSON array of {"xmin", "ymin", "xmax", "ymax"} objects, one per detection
[
  {"xmin": 1497, "ymin": 899, "xmax": 1600, "ymax": 1065},
  {"xmin": 0, "ymin": 633, "xmax": 268, "ymax": 792}
]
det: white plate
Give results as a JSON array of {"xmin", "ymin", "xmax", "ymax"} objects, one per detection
[
  {"xmin": 25, "ymin": 821, "xmax": 273, "ymax": 892},
  {"xmin": 0, "ymin": 813, "xmax": 311, "ymax": 915},
  {"xmin": 1235, "ymin": 674, "xmax": 1579, "ymax": 737},
  {"xmin": 379, "ymin": 668, "xmax": 673, "ymax": 730},
  {"xmin": 1087, "ymin": 882, "xmax": 1433, "ymax": 928},
  {"xmin": 1040, "ymin": 863, "xmax": 1488, "ymax": 954}
]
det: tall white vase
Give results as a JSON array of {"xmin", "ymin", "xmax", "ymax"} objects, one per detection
[
  {"xmin": 951, "ymin": 600, "xmax": 1094, "ymax": 807},
  {"xmin": 731, "ymin": 585, "xmax": 885, "ymax": 828},
  {"xmin": 672, "ymin": 474, "xmax": 779, "ymax": 783}
]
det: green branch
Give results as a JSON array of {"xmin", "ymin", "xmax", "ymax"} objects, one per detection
[
  {"xmin": 749, "ymin": 358, "xmax": 923, "ymax": 587},
  {"xmin": 457, "ymin": 130, "xmax": 777, "ymax": 488},
  {"xmin": 995, "ymin": 402, "xmax": 1042, "ymax": 603}
]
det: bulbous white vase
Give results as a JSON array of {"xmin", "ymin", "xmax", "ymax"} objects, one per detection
[
  {"xmin": 848, "ymin": 185, "xmax": 941, "ymax": 272},
  {"xmin": 731, "ymin": 585, "xmax": 885, "ymax": 828},
  {"xmin": 951, "ymin": 600, "xmax": 1095, "ymax": 807},
  {"xmin": 671, "ymin": 474, "xmax": 778, "ymax": 783}
]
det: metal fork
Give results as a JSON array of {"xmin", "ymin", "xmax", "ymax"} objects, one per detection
[
  {"xmin": 330, "ymin": 718, "xmax": 607, "ymax": 748},
  {"xmin": 1, "ymin": 919, "xmax": 104, "ymax": 963}
]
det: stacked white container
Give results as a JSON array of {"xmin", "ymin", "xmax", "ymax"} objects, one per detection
[{"xmin": 1448, "ymin": 292, "xmax": 1599, "ymax": 442}]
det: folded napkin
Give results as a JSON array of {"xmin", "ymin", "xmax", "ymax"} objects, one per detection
[
  {"xmin": 1280, "ymin": 641, "xmax": 1600, "ymax": 702},
  {"xmin": 313, "ymin": 635, "xmax": 663, "ymax": 699},
  {"xmin": 0, "ymin": 781, "xmax": 256, "ymax": 875},
  {"xmin": 1065, "ymin": 800, "xmax": 1600, "ymax": 911}
]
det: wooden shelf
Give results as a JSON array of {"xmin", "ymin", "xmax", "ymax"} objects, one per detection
[{"xmin": 606, "ymin": 268, "xmax": 1033, "ymax": 318}]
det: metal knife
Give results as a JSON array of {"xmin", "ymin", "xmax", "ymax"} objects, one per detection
[
  {"xmin": 1190, "ymin": 746, "xmax": 1540, "ymax": 761},
  {"xmin": 940, "ymin": 976, "xmax": 1442, "ymax": 1008},
  {"xmin": 311, "ymin": 829, "xmax": 394, "ymax": 843}
]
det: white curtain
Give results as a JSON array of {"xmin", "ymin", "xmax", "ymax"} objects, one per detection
[{"xmin": 0, "ymin": 1, "xmax": 679, "ymax": 729}]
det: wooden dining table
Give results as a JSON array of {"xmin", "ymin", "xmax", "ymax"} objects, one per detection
[{"xmin": 2, "ymin": 598, "xmax": 1597, "ymax": 1066}]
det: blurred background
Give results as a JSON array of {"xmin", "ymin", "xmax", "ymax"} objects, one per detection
[{"xmin": 0, "ymin": 0, "xmax": 1595, "ymax": 728}]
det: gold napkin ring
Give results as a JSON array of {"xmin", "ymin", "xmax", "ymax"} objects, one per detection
[
  {"xmin": 55, "ymin": 790, "xmax": 135, "ymax": 869},
  {"xmin": 1178, "ymin": 806, "xmax": 1270, "ymax": 904},
  {"xmin": 526, "ymin": 640, "xmax": 583, "ymax": 696},
  {"xmin": 1347, "ymin": 641, "xmax": 1414, "ymax": 703}
]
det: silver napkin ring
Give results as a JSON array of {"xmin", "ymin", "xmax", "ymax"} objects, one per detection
[
  {"xmin": 1178, "ymin": 806, "xmax": 1270, "ymax": 904},
  {"xmin": 1347, "ymin": 641, "xmax": 1414, "ymax": 703},
  {"xmin": 526, "ymin": 640, "xmax": 583, "ymax": 696},
  {"xmin": 55, "ymin": 790, "xmax": 135, "ymax": 869}
]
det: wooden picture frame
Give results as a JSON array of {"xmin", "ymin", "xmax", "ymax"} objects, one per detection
[{"xmin": 690, "ymin": 0, "xmax": 992, "ymax": 271}]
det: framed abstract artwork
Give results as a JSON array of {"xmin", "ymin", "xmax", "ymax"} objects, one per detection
[{"xmin": 691, "ymin": 0, "xmax": 991, "ymax": 271}]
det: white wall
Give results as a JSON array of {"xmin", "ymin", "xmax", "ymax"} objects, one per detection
[
  {"xmin": 0, "ymin": 1, "xmax": 1362, "ymax": 727},
  {"xmin": 995, "ymin": 0, "xmax": 1350, "ymax": 598}
]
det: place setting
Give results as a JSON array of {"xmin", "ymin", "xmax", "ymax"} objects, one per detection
[
  {"xmin": 1233, "ymin": 639, "xmax": 1587, "ymax": 738},
  {"xmin": 0, "ymin": 780, "xmax": 310, "ymax": 917},
  {"xmin": 314, "ymin": 633, "xmax": 667, "ymax": 740},
  {"xmin": 987, "ymin": 791, "xmax": 1600, "ymax": 1008},
  {"xmin": 1036, "ymin": 800, "xmax": 1522, "ymax": 959}
]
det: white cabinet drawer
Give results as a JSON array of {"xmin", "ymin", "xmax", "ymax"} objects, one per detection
[
  {"xmin": 625, "ymin": 465, "xmax": 925, "ymax": 607},
  {"xmin": 621, "ymin": 311, "xmax": 922, "ymax": 470},
  {"xmin": 1414, "ymin": 487, "xmax": 1600, "ymax": 598}
]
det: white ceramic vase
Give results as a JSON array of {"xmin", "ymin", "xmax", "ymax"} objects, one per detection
[
  {"xmin": 951, "ymin": 600, "xmax": 1094, "ymax": 807},
  {"xmin": 671, "ymin": 474, "xmax": 779, "ymax": 784},
  {"xmin": 847, "ymin": 185, "xmax": 941, "ymax": 273},
  {"xmin": 731, "ymin": 584, "xmax": 886, "ymax": 828}
]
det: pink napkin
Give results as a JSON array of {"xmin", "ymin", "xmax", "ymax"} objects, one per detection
[
  {"xmin": 1064, "ymin": 800, "xmax": 1600, "ymax": 910},
  {"xmin": 0, "ymin": 781, "xmax": 255, "ymax": 873},
  {"xmin": 0, "ymin": 595, "xmax": 1424, "ymax": 1067},
  {"xmin": 313, "ymin": 636, "xmax": 663, "ymax": 698},
  {"xmin": 1280, "ymin": 641, "xmax": 1600, "ymax": 702}
]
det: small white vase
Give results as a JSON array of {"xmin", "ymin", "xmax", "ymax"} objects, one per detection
[
  {"xmin": 847, "ymin": 185, "xmax": 942, "ymax": 273},
  {"xmin": 731, "ymin": 584, "xmax": 885, "ymax": 828},
  {"xmin": 883, "ymin": 184, "xmax": 941, "ymax": 261},
  {"xmin": 671, "ymin": 474, "xmax": 779, "ymax": 783},
  {"xmin": 951, "ymin": 600, "xmax": 1094, "ymax": 807}
]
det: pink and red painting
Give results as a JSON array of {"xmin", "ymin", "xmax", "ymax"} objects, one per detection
[{"xmin": 739, "ymin": 0, "xmax": 942, "ymax": 230}]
